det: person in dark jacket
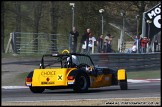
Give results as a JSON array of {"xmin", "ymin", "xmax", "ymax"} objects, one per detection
[
  {"xmin": 80, "ymin": 28, "xmax": 91, "ymax": 52},
  {"xmin": 96, "ymin": 34, "xmax": 104, "ymax": 53},
  {"xmin": 69, "ymin": 27, "xmax": 79, "ymax": 53}
]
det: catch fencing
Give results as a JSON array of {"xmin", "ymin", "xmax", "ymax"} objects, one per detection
[{"xmin": 6, "ymin": 32, "xmax": 69, "ymax": 54}]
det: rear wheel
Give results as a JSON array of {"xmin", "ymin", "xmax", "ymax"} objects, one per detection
[
  {"xmin": 29, "ymin": 86, "xmax": 45, "ymax": 93},
  {"xmin": 73, "ymin": 73, "xmax": 89, "ymax": 93}
]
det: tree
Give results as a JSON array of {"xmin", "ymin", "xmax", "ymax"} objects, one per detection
[
  {"xmin": 33, "ymin": 1, "xmax": 43, "ymax": 52},
  {"xmin": 14, "ymin": 1, "xmax": 21, "ymax": 54},
  {"xmin": 1, "ymin": 2, "xmax": 5, "ymax": 53},
  {"xmin": 131, "ymin": 1, "xmax": 160, "ymax": 36},
  {"xmin": 2, "ymin": 1, "xmax": 160, "ymax": 53},
  {"xmin": 50, "ymin": 1, "xmax": 59, "ymax": 53}
]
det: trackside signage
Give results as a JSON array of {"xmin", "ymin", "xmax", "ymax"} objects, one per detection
[
  {"xmin": 146, "ymin": 4, "xmax": 161, "ymax": 28},
  {"xmin": 145, "ymin": 3, "xmax": 161, "ymax": 39}
]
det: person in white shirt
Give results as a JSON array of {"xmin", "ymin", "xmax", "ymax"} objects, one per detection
[
  {"xmin": 131, "ymin": 43, "xmax": 137, "ymax": 53},
  {"xmin": 88, "ymin": 33, "xmax": 96, "ymax": 53},
  {"xmin": 103, "ymin": 34, "xmax": 113, "ymax": 53}
]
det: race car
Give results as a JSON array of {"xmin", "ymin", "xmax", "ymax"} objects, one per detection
[{"xmin": 25, "ymin": 50, "xmax": 128, "ymax": 93}]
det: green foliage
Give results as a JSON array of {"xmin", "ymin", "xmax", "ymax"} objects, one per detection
[{"xmin": 2, "ymin": 1, "xmax": 160, "ymax": 53}]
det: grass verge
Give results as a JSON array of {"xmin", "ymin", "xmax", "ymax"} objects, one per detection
[{"xmin": 127, "ymin": 69, "xmax": 160, "ymax": 79}]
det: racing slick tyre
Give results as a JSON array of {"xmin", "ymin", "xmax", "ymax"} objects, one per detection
[
  {"xmin": 73, "ymin": 73, "xmax": 90, "ymax": 93},
  {"xmin": 29, "ymin": 86, "xmax": 45, "ymax": 93},
  {"xmin": 119, "ymin": 79, "xmax": 128, "ymax": 90}
]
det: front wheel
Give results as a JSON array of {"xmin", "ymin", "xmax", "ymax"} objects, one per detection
[
  {"xmin": 119, "ymin": 80, "xmax": 128, "ymax": 90},
  {"xmin": 73, "ymin": 73, "xmax": 90, "ymax": 93},
  {"xmin": 29, "ymin": 86, "xmax": 45, "ymax": 93}
]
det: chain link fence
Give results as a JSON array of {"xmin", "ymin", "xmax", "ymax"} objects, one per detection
[{"xmin": 6, "ymin": 32, "xmax": 69, "ymax": 54}]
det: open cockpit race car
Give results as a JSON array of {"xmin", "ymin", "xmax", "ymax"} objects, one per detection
[{"xmin": 25, "ymin": 50, "xmax": 128, "ymax": 93}]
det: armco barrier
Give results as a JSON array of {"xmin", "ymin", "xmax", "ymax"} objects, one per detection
[{"xmin": 90, "ymin": 52, "xmax": 161, "ymax": 71}]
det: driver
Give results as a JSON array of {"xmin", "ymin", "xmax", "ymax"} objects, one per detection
[{"xmin": 66, "ymin": 55, "xmax": 79, "ymax": 67}]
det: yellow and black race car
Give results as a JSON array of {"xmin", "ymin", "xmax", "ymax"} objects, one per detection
[{"xmin": 25, "ymin": 50, "xmax": 128, "ymax": 93}]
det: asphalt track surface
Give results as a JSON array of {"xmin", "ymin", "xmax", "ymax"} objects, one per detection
[
  {"xmin": 1, "ymin": 57, "xmax": 161, "ymax": 105},
  {"xmin": 2, "ymin": 82, "xmax": 160, "ymax": 102}
]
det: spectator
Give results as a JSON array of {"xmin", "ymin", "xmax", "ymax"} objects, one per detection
[
  {"xmin": 103, "ymin": 34, "xmax": 113, "ymax": 53},
  {"xmin": 96, "ymin": 34, "xmax": 104, "ymax": 53},
  {"xmin": 88, "ymin": 33, "xmax": 96, "ymax": 53},
  {"xmin": 140, "ymin": 36, "xmax": 149, "ymax": 53},
  {"xmin": 69, "ymin": 27, "xmax": 79, "ymax": 53},
  {"xmin": 80, "ymin": 28, "xmax": 91, "ymax": 52},
  {"xmin": 131, "ymin": 43, "xmax": 137, "ymax": 53},
  {"xmin": 139, "ymin": 37, "xmax": 143, "ymax": 53},
  {"xmin": 154, "ymin": 39, "xmax": 158, "ymax": 52},
  {"xmin": 134, "ymin": 35, "xmax": 140, "ymax": 53}
]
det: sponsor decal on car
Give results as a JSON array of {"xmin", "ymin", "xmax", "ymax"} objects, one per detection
[{"xmin": 41, "ymin": 71, "xmax": 56, "ymax": 77}]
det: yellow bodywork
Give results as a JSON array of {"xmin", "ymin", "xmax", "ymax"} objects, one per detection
[
  {"xmin": 117, "ymin": 69, "xmax": 126, "ymax": 80},
  {"xmin": 32, "ymin": 68, "xmax": 76, "ymax": 86},
  {"xmin": 31, "ymin": 67, "xmax": 119, "ymax": 88},
  {"xmin": 90, "ymin": 74, "xmax": 112, "ymax": 88}
]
